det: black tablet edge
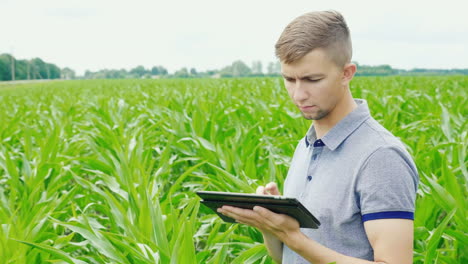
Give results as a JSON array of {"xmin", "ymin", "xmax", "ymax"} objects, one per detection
[
  {"xmin": 297, "ymin": 203, "xmax": 320, "ymax": 226},
  {"xmin": 196, "ymin": 191, "xmax": 298, "ymax": 205},
  {"xmin": 200, "ymin": 200, "xmax": 320, "ymax": 229}
]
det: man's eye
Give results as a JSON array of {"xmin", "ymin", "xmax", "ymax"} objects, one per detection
[
  {"xmin": 308, "ymin": 78, "xmax": 322, "ymax": 82},
  {"xmin": 285, "ymin": 78, "xmax": 295, "ymax": 82}
]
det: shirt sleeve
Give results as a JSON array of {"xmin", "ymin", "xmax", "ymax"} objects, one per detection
[{"xmin": 356, "ymin": 146, "xmax": 419, "ymax": 222}]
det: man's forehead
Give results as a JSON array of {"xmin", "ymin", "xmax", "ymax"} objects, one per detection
[{"xmin": 280, "ymin": 48, "xmax": 335, "ymax": 77}]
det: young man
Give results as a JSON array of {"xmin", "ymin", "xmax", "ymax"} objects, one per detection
[{"xmin": 218, "ymin": 11, "xmax": 419, "ymax": 264}]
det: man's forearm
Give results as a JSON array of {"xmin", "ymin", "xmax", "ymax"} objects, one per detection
[
  {"xmin": 263, "ymin": 232, "xmax": 283, "ymax": 263},
  {"xmin": 285, "ymin": 231, "xmax": 381, "ymax": 264}
]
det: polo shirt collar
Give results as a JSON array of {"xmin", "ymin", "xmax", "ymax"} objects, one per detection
[{"xmin": 305, "ymin": 99, "xmax": 371, "ymax": 151}]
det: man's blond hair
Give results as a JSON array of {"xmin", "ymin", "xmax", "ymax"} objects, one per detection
[{"xmin": 275, "ymin": 10, "xmax": 352, "ymax": 67}]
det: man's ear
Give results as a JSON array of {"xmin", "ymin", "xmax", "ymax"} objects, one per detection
[{"xmin": 342, "ymin": 63, "xmax": 357, "ymax": 84}]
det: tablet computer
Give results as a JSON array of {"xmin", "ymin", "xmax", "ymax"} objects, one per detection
[{"xmin": 196, "ymin": 191, "xmax": 320, "ymax": 229}]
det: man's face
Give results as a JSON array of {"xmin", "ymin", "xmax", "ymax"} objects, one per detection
[{"xmin": 281, "ymin": 48, "xmax": 347, "ymax": 121}]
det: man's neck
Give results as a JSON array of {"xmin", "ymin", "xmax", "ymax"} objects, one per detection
[{"xmin": 314, "ymin": 92, "xmax": 357, "ymax": 139}]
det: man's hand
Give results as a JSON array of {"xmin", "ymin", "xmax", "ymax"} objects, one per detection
[
  {"xmin": 217, "ymin": 182, "xmax": 300, "ymax": 239},
  {"xmin": 257, "ymin": 182, "xmax": 281, "ymax": 196},
  {"xmin": 217, "ymin": 182, "xmax": 298, "ymax": 263},
  {"xmin": 217, "ymin": 203, "xmax": 301, "ymax": 241},
  {"xmin": 218, "ymin": 182, "xmax": 288, "ymax": 263}
]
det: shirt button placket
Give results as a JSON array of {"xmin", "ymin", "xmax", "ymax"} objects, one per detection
[
  {"xmin": 306, "ymin": 139, "xmax": 324, "ymax": 183},
  {"xmin": 301, "ymin": 139, "xmax": 324, "ymax": 199}
]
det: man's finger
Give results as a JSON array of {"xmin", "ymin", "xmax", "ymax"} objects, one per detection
[
  {"xmin": 265, "ymin": 182, "xmax": 280, "ymax": 195},
  {"xmin": 253, "ymin": 206, "xmax": 273, "ymax": 217},
  {"xmin": 220, "ymin": 206, "xmax": 258, "ymax": 219},
  {"xmin": 218, "ymin": 206, "xmax": 262, "ymax": 227},
  {"xmin": 256, "ymin": 186, "xmax": 265, "ymax": 195},
  {"xmin": 252, "ymin": 206, "xmax": 280, "ymax": 229},
  {"xmin": 253, "ymin": 205, "xmax": 298, "ymax": 230}
]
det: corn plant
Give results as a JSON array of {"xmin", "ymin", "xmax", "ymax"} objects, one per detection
[{"xmin": 0, "ymin": 76, "xmax": 466, "ymax": 263}]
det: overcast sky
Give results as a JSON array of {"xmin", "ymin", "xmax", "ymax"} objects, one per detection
[{"xmin": 1, "ymin": 0, "xmax": 467, "ymax": 75}]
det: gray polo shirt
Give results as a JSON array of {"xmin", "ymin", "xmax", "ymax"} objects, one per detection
[{"xmin": 282, "ymin": 99, "xmax": 418, "ymax": 263}]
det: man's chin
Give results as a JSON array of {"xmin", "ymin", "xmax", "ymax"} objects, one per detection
[
  {"xmin": 301, "ymin": 113, "xmax": 317, "ymax": 120},
  {"xmin": 301, "ymin": 111, "xmax": 328, "ymax": 120}
]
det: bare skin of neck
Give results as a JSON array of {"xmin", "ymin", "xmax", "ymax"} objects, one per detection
[{"xmin": 314, "ymin": 89, "xmax": 357, "ymax": 139}]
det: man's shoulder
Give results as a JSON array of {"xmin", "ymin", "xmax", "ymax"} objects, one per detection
[{"xmin": 347, "ymin": 117, "xmax": 411, "ymax": 159}]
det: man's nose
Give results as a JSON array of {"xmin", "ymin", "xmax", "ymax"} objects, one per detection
[{"xmin": 293, "ymin": 81, "xmax": 308, "ymax": 102}]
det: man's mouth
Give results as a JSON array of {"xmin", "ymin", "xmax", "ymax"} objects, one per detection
[{"xmin": 299, "ymin": 105, "xmax": 316, "ymax": 111}]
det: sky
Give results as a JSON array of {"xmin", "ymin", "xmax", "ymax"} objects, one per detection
[{"xmin": 1, "ymin": 0, "xmax": 467, "ymax": 75}]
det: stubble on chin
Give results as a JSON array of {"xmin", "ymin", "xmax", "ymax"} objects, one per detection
[{"xmin": 301, "ymin": 109, "xmax": 328, "ymax": 120}]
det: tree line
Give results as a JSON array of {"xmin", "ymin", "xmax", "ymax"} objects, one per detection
[
  {"xmin": 82, "ymin": 60, "xmax": 282, "ymax": 79},
  {"xmin": 354, "ymin": 64, "xmax": 468, "ymax": 76},
  {"xmin": 0, "ymin": 53, "xmax": 467, "ymax": 81},
  {"xmin": 0, "ymin": 53, "xmax": 61, "ymax": 81}
]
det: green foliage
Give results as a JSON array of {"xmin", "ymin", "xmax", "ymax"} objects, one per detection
[
  {"xmin": 0, "ymin": 53, "xmax": 61, "ymax": 81},
  {"xmin": 152, "ymin": 66, "xmax": 168, "ymax": 76},
  {"xmin": 354, "ymin": 62, "xmax": 468, "ymax": 76},
  {"xmin": 355, "ymin": 63, "xmax": 397, "ymax": 76},
  {"xmin": 173, "ymin": 67, "xmax": 190, "ymax": 78},
  {"xmin": 84, "ymin": 65, "xmax": 169, "ymax": 79},
  {"xmin": 220, "ymin": 60, "xmax": 252, "ymax": 77},
  {"xmin": 62, "ymin": 67, "xmax": 76, "ymax": 79},
  {"xmin": 0, "ymin": 76, "xmax": 466, "ymax": 263}
]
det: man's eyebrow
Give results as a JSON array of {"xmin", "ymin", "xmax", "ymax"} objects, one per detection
[
  {"xmin": 281, "ymin": 73, "xmax": 324, "ymax": 79},
  {"xmin": 301, "ymin": 74, "xmax": 324, "ymax": 79}
]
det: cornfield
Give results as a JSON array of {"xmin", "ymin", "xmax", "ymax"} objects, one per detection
[{"xmin": 0, "ymin": 76, "xmax": 466, "ymax": 263}]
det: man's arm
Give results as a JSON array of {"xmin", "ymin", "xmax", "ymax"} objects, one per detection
[
  {"xmin": 262, "ymin": 231, "xmax": 283, "ymax": 263},
  {"xmin": 364, "ymin": 219, "xmax": 414, "ymax": 263},
  {"xmin": 255, "ymin": 183, "xmax": 283, "ymax": 263},
  {"xmin": 285, "ymin": 217, "xmax": 414, "ymax": 264},
  {"xmin": 218, "ymin": 205, "xmax": 413, "ymax": 264}
]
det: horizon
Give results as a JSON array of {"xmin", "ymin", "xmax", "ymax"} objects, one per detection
[{"xmin": 3, "ymin": 52, "xmax": 468, "ymax": 77}]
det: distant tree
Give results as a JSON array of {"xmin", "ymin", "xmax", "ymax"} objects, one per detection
[
  {"xmin": 355, "ymin": 64, "xmax": 396, "ymax": 76},
  {"xmin": 47, "ymin": 63, "xmax": 61, "ymax": 79},
  {"xmin": 130, "ymin": 65, "xmax": 148, "ymax": 78},
  {"xmin": 158, "ymin": 66, "xmax": 168, "ymax": 75},
  {"xmin": 251, "ymin": 60, "xmax": 263, "ymax": 74},
  {"xmin": 206, "ymin": 69, "xmax": 218, "ymax": 76},
  {"xmin": 105, "ymin": 69, "xmax": 127, "ymax": 79},
  {"xmin": 14, "ymin": 59, "xmax": 28, "ymax": 80},
  {"xmin": 274, "ymin": 61, "xmax": 281, "ymax": 74},
  {"xmin": 151, "ymin": 66, "xmax": 160, "ymax": 75},
  {"xmin": 219, "ymin": 65, "xmax": 232, "ymax": 77},
  {"xmin": 0, "ymin": 54, "xmax": 11, "ymax": 80},
  {"xmin": 267, "ymin": 62, "xmax": 275, "ymax": 75},
  {"xmin": 82, "ymin": 68, "xmax": 136, "ymax": 79},
  {"xmin": 232, "ymin": 60, "xmax": 251, "ymax": 76},
  {"xmin": 61, "ymin": 67, "xmax": 76, "ymax": 79},
  {"xmin": 174, "ymin": 67, "xmax": 189, "ymax": 78},
  {"xmin": 190, "ymin": 68, "xmax": 197, "ymax": 75},
  {"xmin": 116, "ymin": 69, "xmax": 128, "ymax": 78},
  {"xmin": 150, "ymin": 65, "xmax": 168, "ymax": 76},
  {"xmin": 0, "ymin": 54, "xmax": 62, "ymax": 80},
  {"xmin": 220, "ymin": 60, "xmax": 252, "ymax": 77},
  {"xmin": 30, "ymin": 58, "xmax": 47, "ymax": 79},
  {"xmin": 266, "ymin": 61, "xmax": 281, "ymax": 75},
  {"xmin": 83, "ymin": 70, "xmax": 91, "ymax": 79},
  {"xmin": 0, "ymin": 54, "xmax": 21, "ymax": 80}
]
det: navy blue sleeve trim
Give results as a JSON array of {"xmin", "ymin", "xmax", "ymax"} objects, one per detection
[{"xmin": 362, "ymin": 211, "xmax": 414, "ymax": 222}]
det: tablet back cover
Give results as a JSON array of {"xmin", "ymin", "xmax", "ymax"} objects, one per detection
[{"xmin": 197, "ymin": 191, "xmax": 320, "ymax": 229}]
